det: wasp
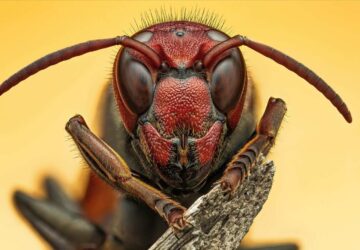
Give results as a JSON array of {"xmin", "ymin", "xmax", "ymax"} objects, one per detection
[{"xmin": 1, "ymin": 11, "xmax": 351, "ymax": 250}]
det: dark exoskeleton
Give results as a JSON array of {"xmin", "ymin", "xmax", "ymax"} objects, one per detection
[{"xmin": 1, "ymin": 18, "xmax": 351, "ymax": 250}]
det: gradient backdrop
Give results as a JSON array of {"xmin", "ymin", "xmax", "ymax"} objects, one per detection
[{"xmin": 0, "ymin": 1, "xmax": 359, "ymax": 249}]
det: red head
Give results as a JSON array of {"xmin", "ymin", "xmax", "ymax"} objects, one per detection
[{"xmin": 113, "ymin": 22, "xmax": 247, "ymax": 190}]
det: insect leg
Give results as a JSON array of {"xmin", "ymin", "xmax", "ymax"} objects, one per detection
[
  {"xmin": 220, "ymin": 97, "xmax": 287, "ymax": 195},
  {"xmin": 13, "ymin": 185, "xmax": 106, "ymax": 249},
  {"xmin": 43, "ymin": 176, "xmax": 82, "ymax": 215},
  {"xmin": 66, "ymin": 115, "xmax": 187, "ymax": 231}
]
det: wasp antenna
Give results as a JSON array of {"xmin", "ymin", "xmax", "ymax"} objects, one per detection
[
  {"xmin": 203, "ymin": 35, "xmax": 352, "ymax": 123},
  {"xmin": 0, "ymin": 36, "xmax": 161, "ymax": 96}
]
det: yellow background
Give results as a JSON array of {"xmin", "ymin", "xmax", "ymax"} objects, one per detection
[{"xmin": 0, "ymin": 1, "xmax": 359, "ymax": 249}]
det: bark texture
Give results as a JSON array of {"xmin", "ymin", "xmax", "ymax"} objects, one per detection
[{"xmin": 150, "ymin": 159, "xmax": 275, "ymax": 250}]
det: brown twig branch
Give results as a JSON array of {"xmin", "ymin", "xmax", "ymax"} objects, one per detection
[{"xmin": 150, "ymin": 159, "xmax": 275, "ymax": 250}]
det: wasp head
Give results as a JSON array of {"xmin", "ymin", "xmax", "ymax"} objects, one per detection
[{"xmin": 113, "ymin": 21, "xmax": 247, "ymax": 191}]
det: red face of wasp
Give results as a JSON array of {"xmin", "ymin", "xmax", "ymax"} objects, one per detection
[{"xmin": 113, "ymin": 21, "xmax": 246, "ymax": 190}]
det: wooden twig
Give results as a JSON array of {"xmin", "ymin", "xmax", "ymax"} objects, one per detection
[{"xmin": 150, "ymin": 159, "xmax": 275, "ymax": 250}]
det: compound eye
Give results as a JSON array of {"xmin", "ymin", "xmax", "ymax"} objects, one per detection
[
  {"xmin": 117, "ymin": 51, "xmax": 154, "ymax": 114},
  {"xmin": 210, "ymin": 49, "xmax": 245, "ymax": 113}
]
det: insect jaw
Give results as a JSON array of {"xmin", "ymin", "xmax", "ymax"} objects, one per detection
[{"xmin": 137, "ymin": 120, "xmax": 225, "ymax": 190}]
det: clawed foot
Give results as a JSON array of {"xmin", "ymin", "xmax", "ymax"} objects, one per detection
[
  {"xmin": 155, "ymin": 198, "xmax": 190, "ymax": 232},
  {"xmin": 167, "ymin": 208, "xmax": 188, "ymax": 232},
  {"xmin": 218, "ymin": 168, "xmax": 245, "ymax": 199}
]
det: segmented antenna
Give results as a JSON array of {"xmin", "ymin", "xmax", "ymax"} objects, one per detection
[
  {"xmin": 0, "ymin": 36, "xmax": 161, "ymax": 96},
  {"xmin": 203, "ymin": 35, "xmax": 352, "ymax": 123}
]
